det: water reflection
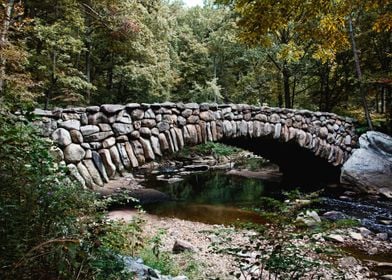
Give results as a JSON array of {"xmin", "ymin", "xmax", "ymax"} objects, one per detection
[{"xmin": 142, "ymin": 171, "xmax": 279, "ymax": 224}]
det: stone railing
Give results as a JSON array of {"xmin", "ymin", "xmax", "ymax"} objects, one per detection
[{"xmin": 34, "ymin": 103, "xmax": 358, "ymax": 189}]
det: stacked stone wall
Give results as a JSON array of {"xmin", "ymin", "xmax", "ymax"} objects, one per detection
[{"xmin": 35, "ymin": 103, "xmax": 358, "ymax": 189}]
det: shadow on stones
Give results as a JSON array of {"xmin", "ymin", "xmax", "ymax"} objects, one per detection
[{"xmin": 220, "ymin": 137, "xmax": 341, "ymax": 190}]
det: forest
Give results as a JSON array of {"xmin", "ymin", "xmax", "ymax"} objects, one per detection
[
  {"xmin": 0, "ymin": 0, "xmax": 391, "ymax": 279},
  {"xmin": 0, "ymin": 0, "xmax": 391, "ymax": 131}
]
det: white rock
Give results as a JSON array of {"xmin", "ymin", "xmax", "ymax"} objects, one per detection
[
  {"xmin": 349, "ymin": 231, "xmax": 363, "ymax": 241},
  {"xmin": 52, "ymin": 128, "xmax": 72, "ymax": 147},
  {"xmin": 341, "ymin": 131, "xmax": 392, "ymax": 195},
  {"xmin": 326, "ymin": 234, "xmax": 345, "ymax": 243},
  {"xmin": 64, "ymin": 144, "xmax": 86, "ymax": 163},
  {"xmin": 358, "ymin": 227, "xmax": 372, "ymax": 238}
]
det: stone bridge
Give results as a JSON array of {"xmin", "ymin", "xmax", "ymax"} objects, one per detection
[{"xmin": 35, "ymin": 103, "xmax": 358, "ymax": 189}]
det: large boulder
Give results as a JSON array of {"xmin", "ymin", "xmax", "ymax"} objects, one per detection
[{"xmin": 341, "ymin": 131, "xmax": 392, "ymax": 197}]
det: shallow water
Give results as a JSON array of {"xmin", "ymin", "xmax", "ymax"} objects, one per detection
[{"xmin": 137, "ymin": 168, "xmax": 392, "ymax": 235}]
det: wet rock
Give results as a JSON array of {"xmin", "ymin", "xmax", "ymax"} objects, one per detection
[
  {"xmin": 183, "ymin": 165, "xmax": 209, "ymax": 172},
  {"xmin": 341, "ymin": 131, "xmax": 392, "ymax": 196},
  {"xmin": 172, "ymin": 239, "xmax": 195, "ymax": 253}
]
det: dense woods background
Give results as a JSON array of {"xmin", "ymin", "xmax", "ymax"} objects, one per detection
[
  {"xmin": 0, "ymin": 1, "xmax": 391, "ymax": 279},
  {"xmin": 0, "ymin": 0, "xmax": 391, "ymax": 131}
]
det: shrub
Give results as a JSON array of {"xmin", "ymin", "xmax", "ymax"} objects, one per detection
[{"xmin": 0, "ymin": 113, "xmax": 132, "ymax": 279}]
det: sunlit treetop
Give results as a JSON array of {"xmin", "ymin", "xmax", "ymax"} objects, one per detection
[{"xmin": 216, "ymin": 0, "xmax": 392, "ymax": 62}]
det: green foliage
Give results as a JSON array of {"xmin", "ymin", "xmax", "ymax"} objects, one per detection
[
  {"xmin": 140, "ymin": 229, "xmax": 200, "ymax": 278},
  {"xmin": 179, "ymin": 141, "xmax": 240, "ymax": 158},
  {"xmin": 0, "ymin": 113, "xmax": 132, "ymax": 279}
]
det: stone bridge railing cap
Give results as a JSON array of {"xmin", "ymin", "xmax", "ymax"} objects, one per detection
[
  {"xmin": 126, "ymin": 103, "xmax": 140, "ymax": 109},
  {"xmin": 63, "ymin": 107, "xmax": 86, "ymax": 113},
  {"xmin": 176, "ymin": 102, "xmax": 185, "ymax": 109},
  {"xmin": 100, "ymin": 104, "xmax": 125, "ymax": 114},
  {"xmin": 184, "ymin": 103, "xmax": 199, "ymax": 109},
  {"xmin": 161, "ymin": 102, "xmax": 176, "ymax": 107},
  {"xmin": 33, "ymin": 108, "xmax": 54, "ymax": 117},
  {"xmin": 86, "ymin": 106, "xmax": 100, "ymax": 113}
]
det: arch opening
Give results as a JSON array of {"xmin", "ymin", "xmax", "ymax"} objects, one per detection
[{"xmin": 219, "ymin": 137, "xmax": 341, "ymax": 190}]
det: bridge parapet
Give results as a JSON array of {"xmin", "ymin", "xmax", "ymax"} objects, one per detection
[{"xmin": 34, "ymin": 103, "xmax": 358, "ymax": 189}]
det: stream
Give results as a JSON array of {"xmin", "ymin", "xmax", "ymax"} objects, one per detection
[{"xmin": 134, "ymin": 166, "xmax": 392, "ymax": 236}]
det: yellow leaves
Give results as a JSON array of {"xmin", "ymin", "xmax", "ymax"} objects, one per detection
[
  {"xmin": 372, "ymin": 12, "xmax": 392, "ymax": 32},
  {"xmin": 277, "ymin": 41, "xmax": 304, "ymax": 63},
  {"xmin": 312, "ymin": 45, "xmax": 336, "ymax": 63}
]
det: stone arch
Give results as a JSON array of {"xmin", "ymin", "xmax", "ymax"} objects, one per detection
[{"xmin": 34, "ymin": 103, "xmax": 358, "ymax": 189}]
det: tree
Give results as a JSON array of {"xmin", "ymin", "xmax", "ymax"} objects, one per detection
[{"xmin": 217, "ymin": 0, "xmax": 391, "ymax": 127}]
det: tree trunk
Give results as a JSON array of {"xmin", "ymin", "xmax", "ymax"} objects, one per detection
[
  {"xmin": 0, "ymin": 0, "xmax": 15, "ymax": 95},
  {"xmin": 276, "ymin": 72, "xmax": 283, "ymax": 107},
  {"xmin": 45, "ymin": 51, "xmax": 57, "ymax": 110},
  {"xmin": 282, "ymin": 64, "xmax": 291, "ymax": 108},
  {"xmin": 86, "ymin": 41, "xmax": 92, "ymax": 104},
  {"xmin": 348, "ymin": 17, "xmax": 373, "ymax": 130}
]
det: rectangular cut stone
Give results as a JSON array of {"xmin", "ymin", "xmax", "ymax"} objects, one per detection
[
  {"xmin": 158, "ymin": 133, "xmax": 169, "ymax": 152},
  {"xmin": 210, "ymin": 121, "xmax": 217, "ymax": 141},
  {"xmin": 98, "ymin": 149, "xmax": 116, "ymax": 178},
  {"xmin": 131, "ymin": 140, "xmax": 146, "ymax": 165},
  {"xmin": 215, "ymin": 121, "xmax": 223, "ymax": 139},
  {"xmin": 77, "ymin": 162, "xmax": 97, "ymax": 189},
  {"xmin": 139, "ymin": 137, "xmax": 155, "ymax": 161},
  {"xmin": 206, "ymin": 122, "xmax": 213, "ymax": 142},
  {"xmin": 124, "ymin": 142, "xmax": 139, "ymax": 167},
  {"xmin": 164, "ymin": 131, "xmax": 175, "ymax": 153},
  {"xmin": 186, "ymin": 125, "xmax": 198, "ymax": 145},
  {"xmin": 248, "ymin": 121, "xmax": 254, "ymax": 138},
  {"xmin": 174, "ymin": 128, "xmax": 184, "ymax": 149},
  {"xmin": 92, "ymin": 151, "xmax": 109, "ymax": 183},
  {"xmin": 83, "ymin": 159, "xmax": 104, "ymax": 187},
  {"xmin": 150, "ymin": 136, "xmax": 162, "ymax": 156},
  {"xmin": 109, "ymin": 146, "xmax": 125, "ymax": 174},
  {"xmin": 169, "ymin": 129, "xmax": 179, "ymax": 152},
  {"xmin": 195, "ymin": 125, "xmax": 202, "ymax": 144},
  {"xmin": 116, "ymin": 143, "xmax": 132, "ymax": 169},
  {"xmin": 273, "ymin": 123, "xmax": 282, "ymax": 139},
  {"xmin": 222, "ymin": 120, "xmax": 232, "ymax": 138},
  {"xmin": 199, "ymin": 121, "xmax": 207, "ymax": 143},
  {"xmin": 182, "ymin": 126, "xmax": 191, "ymax": 145}
]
